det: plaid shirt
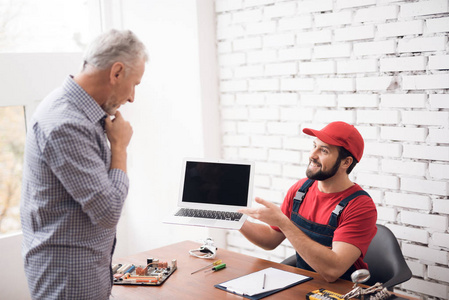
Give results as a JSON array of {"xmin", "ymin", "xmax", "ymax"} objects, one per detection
[{"xmin": 20, "ymin": 76, "xmax": 129, "ymax": 300}]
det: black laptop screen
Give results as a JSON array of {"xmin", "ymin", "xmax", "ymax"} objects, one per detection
[{"xmin": 182, "ymin": 161, "xmax": 251, "ymax": 207}]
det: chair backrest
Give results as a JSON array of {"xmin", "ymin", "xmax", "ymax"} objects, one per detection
[{"xmin": 363, "ymin": 224, "xmax": 412, "ymax": 289}]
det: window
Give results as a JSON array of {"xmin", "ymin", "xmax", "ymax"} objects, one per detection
[
  {"xmin": 0, "ymin": 0, "xmax": 95, "ymax": 236},
  {"xmin": 0, "ymin": 106, "xmax": 26, "ymax": 234},
  {"xmin": 0, "ymin": 0, "xmax": 90, "ymax": 53}
]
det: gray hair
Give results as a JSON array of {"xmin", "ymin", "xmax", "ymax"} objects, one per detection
[{"xmin": 83, "ymin": 29, "xmax": 148, "ymax": 70}]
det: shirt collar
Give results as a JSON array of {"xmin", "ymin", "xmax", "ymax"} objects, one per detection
[{"xmin": 63, "ymin": 75, "xmax": 107, "ymax": 125}]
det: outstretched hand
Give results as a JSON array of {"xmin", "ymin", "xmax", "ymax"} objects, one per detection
[{"xmin": 238, "ymin": 197, "xmax": 287, "ymax": 228}]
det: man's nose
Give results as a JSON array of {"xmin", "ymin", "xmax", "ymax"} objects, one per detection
[
  {"xmin": 309, "ymin": 148, "xmax": 319, "ymax": 160},
  {"xmin": 128, "ymin": 93, "xmax": 135, "ymax": 103}
]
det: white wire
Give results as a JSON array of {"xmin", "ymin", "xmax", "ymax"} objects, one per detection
[{"xmin": 189, "ymin": 249, "xmax": 216, "ymax": 259}]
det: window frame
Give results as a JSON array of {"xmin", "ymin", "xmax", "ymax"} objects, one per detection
[
  {"xmin": 0, "ymin": 52, "xmax": 83, "ymax": 237},
  {"xmin": 0, "ymin": 0, "xmax": 117, "ymax": 237}
]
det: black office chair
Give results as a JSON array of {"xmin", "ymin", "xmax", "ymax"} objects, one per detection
[
  {"xmin": 280, "ymin": 254, "xmax": 296, "ymax": 267},
  {"xmin": 363, "ymin": 224, "xmax": 412, "ymax": 289},
  {"xmin": 280, "ymin": 224, "xmax": 412, "ymax": 290}
]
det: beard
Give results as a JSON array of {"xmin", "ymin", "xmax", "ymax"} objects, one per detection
[
  {"xmin": 102, "ymin": 95, "xmax": 120, "ymax": 116},
  {"xmin": 306, "ymin": 157, "xmax": 341, "ymax": 181}
]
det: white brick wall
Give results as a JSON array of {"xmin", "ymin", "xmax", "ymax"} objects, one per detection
[
  {"xmin": 402, "ymin": 278, "xmax": 449, "ymax": 299},
  {"xmin": 399, "ymin": 0, "xmax": 449, "ymax": 18},
  {"xmin": 387, "ymin": 224, "xmax": 429, "ymax": 244},
  {"xmin": 397, "ymin": 36, "xmax": 447, "ymax": 53},
  {"xmin": 354, "ymin": 5, "xmax": 398, "ymax": 23},
  {"xmin": 380, "ymin": 56, "xmax": 427, "ymax": 72},
  {"xmin": 215, "ymin": 1, "xmax": 449, "ymax": 299},
  {"xmin": 337, "ymin": 59, "xmax": 378, "ymax": 74},
  {"xmin": 385, "ymin": 192, "xmax": 431, "ymax": 211},
  {"xmin": 430, "ymin": 163, "xmax": 449, "ymax": 180},
  {"xmin": 380, "ymin": 94, "xmax": 427, "ymax": 108},
  {"xmin": 377, "ymin": 20, "xmax": 424, "ymax": 37},
  {"xmin": 354, "ymin": 40, "xmax": 396, "ymax": 56},
  {"xmin": 403, "ymin": 73, "xmax": 449, "ymax": 90},
  {"xmin": 402, "ymin": 243, "xmax": 448, "ymax": 265},
  {"xmin": 400, "ymin": 211, "xmax": 447, "ymax": 231},
  {"xmin": 426, "ymin": 16, "xmax": 449, "ymax": 33}
]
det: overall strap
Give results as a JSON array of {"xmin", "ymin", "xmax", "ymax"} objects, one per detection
[
  {"xmin": 328, "ymin": 190, "xmax": 370, "ymax": 228},
  {"xmin": 293, "ymin": 179, "xmax": 315, "ymax": 205}
]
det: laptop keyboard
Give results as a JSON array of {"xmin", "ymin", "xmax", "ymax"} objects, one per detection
[{"xmin": 175, "ymin": 208, "xmax": 243, "ymax": 221}]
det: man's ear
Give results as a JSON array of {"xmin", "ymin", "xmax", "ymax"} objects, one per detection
[
  {"xmin": 110, "ymin": 62, "xmax": 125, "ymax": 83},
  {"xmin": 341, "ymin": 156, "xmax": 353, "ymax": 170}
]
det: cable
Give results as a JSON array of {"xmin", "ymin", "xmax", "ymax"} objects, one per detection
[{"xmin": 189, "ymin": 238, "xmax": 217, "ymax": 259}]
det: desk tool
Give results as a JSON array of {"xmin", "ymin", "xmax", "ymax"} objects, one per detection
[
  {"xmin": 204, "ymin": 263, "xmax": 226, "ymax": 273},
  {"xmin": 307, "ymin": 269, "xmax": 393, "ymax": 300},
  {"xmin": 306, "ymin": 289, "xmax": 345, "ymax": 300},
  {"xmin": 191, "ymin": 259, "xmax": 222, "ymax": 274}
]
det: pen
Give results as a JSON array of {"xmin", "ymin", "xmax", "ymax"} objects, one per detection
[{"xmin": 263, "ymin": 273, "xmax": 266, "ymax": 289}]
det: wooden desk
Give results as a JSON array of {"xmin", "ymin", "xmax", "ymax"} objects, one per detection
[{"xmin": 112, "ymin": 240, "xmax": 359, "ymax": 299}]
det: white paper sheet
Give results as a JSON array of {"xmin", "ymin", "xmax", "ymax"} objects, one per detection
[{"xmin": 218, "ymin": 267, "xmax": 311, "ymax": 296}]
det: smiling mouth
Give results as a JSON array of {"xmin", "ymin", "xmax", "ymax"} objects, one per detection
[{"xmin": 308, "ymin": 160, "xmax": 321, "ymax": 169}]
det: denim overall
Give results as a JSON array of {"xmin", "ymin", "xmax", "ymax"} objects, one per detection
[{"xmin": 292, "ymin": 179, "xmax": 370, "ymax": 281}]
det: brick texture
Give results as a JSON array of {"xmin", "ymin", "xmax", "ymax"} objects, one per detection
[{"xmin": 215, "ymin": 1, "xmax": 449, "ymax": 299}]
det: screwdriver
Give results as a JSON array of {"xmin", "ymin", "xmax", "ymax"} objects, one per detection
[
  {"xmin": 204, "ymin": 263, "xmax": 226, "ymax": 273},
  {"xmin": 191, "ymin": 259, "xmax": 222, "ymax": 275}
]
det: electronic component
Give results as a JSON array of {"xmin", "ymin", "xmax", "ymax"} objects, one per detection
[
  {"xmin": 112, "ymin": 259, "xmax": 177, "ymax": 286},
  {"xmin": 306, "ymin": 289, "xmax": 345, "ymax": 300},
  {"xmin": 112, "ymin": 264, "xmax": 122, "ymax": 273}
]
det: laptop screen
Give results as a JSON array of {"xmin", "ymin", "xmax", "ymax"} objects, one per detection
[{"xmin": 182, "ymin": 161, "xmax": 251, "ymax": 207}]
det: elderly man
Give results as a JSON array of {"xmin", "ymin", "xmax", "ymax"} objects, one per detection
[{"xmin": 20, "ymin": 29, "xmax": 148, "ymax": 299}]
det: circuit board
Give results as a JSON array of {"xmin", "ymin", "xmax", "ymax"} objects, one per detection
[{"xmin": 112, "ymin": 258, "xmax": 177, "ymax": 286}]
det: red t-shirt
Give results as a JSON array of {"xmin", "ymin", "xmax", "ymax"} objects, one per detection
[{"xmin": 272, "ymin": 178, "xmax": 377, "ymax": 270}]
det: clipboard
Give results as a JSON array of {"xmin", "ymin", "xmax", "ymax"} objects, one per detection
[{"xmin": 214, "ymin": 267, "xmax": 312, "ymax": 300}]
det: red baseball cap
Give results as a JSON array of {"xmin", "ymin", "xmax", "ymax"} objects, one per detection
[{"xmin": 302, "ymin": 121, "xmax": 364, "ymax": 162}]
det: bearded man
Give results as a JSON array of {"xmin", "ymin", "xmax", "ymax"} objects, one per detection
[{"xmin": 239, "ymin": 121, "xmax": 377, "ymax": 282}]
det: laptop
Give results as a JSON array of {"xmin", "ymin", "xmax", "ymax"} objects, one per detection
[{"xmin": 163, "ymin": 158, "xmax": 254, "ymax": 230}]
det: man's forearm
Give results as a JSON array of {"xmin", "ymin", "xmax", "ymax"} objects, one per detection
[
  {"xmin": 240, "ymin": 221, "xmax": 285, "ymax": 250},
  {"xmin": 110, "ymin": 147, "xmax": 128, "ymax": 173}
]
